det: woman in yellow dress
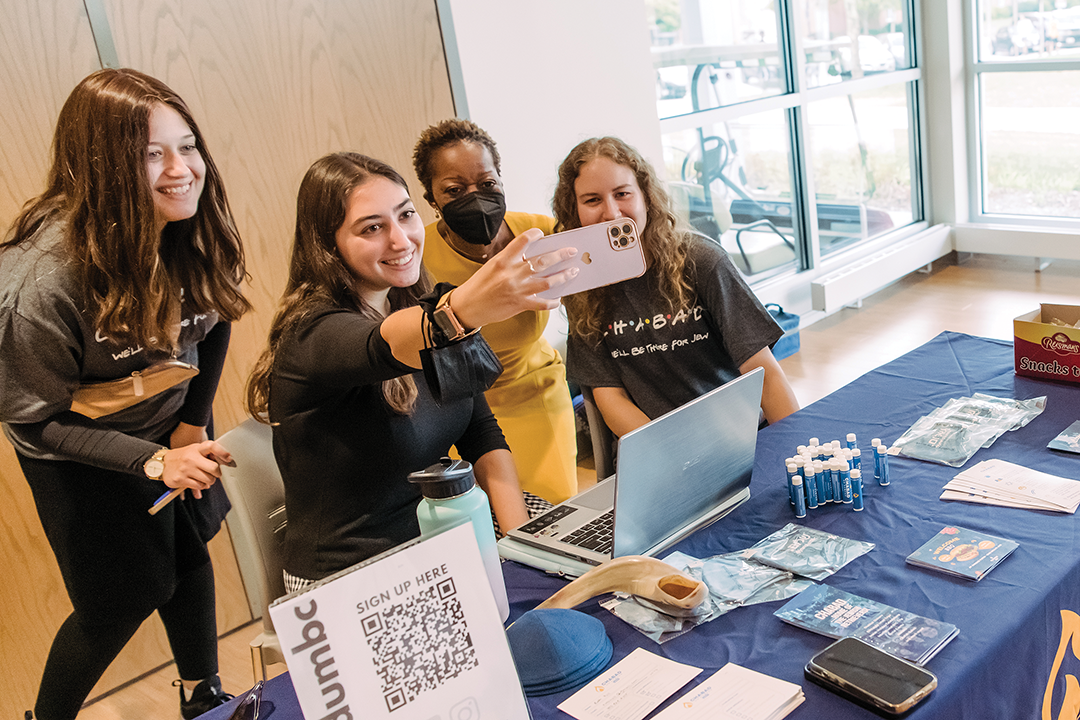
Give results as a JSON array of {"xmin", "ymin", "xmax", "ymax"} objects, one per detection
[{"xmin": 412, "ymin": 120, "xmax": 578, "ymax": 504}]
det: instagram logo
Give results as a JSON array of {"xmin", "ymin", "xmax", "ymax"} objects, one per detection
[{"xmin": 450, "ymin": 697, "xmax": 480, "ymax": 720}]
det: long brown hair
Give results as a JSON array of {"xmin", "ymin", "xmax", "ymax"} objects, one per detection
[
  {"xmin": 552, "ymin": 137, "xmax": 694, "ymax": 342},
  {"xmin": 3, "ymin": 68, "xmax": 250, "ymax": 350},
  {"xmin": 246, "ymin": 152, "xmax": 433, "ymax": 420}
]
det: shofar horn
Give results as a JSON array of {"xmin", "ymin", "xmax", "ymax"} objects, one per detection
[{"xmin": 535, "ymin": 555, "xmax": 708, "ymax": 612}]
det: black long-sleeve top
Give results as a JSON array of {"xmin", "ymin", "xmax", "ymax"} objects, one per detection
[{"xmin": 268, "ymin": 304, "xmax": 508, "ymax": 581}]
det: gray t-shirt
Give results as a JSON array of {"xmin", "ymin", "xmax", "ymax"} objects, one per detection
[
  {"xmin": 0, "ymin": 220, "xmax": 218, "ymax": 467},
  {"xmin": 566, "ymin": 237, "xmax": 782, "ymax": 420}
]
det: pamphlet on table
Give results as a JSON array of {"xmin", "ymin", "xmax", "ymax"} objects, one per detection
[
  {"xmin": 651, "ymin": 663, "xmax": 804, "ymax": 720},
  {"xmin": 940, "ymin": 458, "xmax": 1080, "ymax": 512},
  {"xmin": 556, "ymin": 647, "xmax": 701, "ymax": 720},
  {"xmin": 773, "ymin": 584, "xmax": 958, "ymax": 665},
  {"xmin": 905, "ymin": 525, "xmax": 1018, "ymax": 581}
]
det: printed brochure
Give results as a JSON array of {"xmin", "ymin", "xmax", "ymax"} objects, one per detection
[
  {"xmin": 905, "ymin": 526, "xmax": 1017, "ymax": 581},
  {"xmin": 774, "ymin": 584, "xmax": 958, "ymax": 665}
]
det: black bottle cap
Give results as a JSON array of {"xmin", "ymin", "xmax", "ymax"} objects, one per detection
[{"xmin": 407, "ymin": 456, "xmax": 476, "ymax": 499}]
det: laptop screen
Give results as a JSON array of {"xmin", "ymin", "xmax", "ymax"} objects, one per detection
[{"xmin": 612, "ymin": 367, "xmax": 765, "ymax": 557}]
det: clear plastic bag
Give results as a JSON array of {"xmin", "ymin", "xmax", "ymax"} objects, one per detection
[
  {"xmin": 892, "ymin": 413, "xmax": 1004, "ymax": 465},
  {"xmin": 893, "ymin": 394, "xmax": 1047, "ymax": 465},
  {"xmin": 971, "ymin": 393, "xmax": 1046, "ymax": 429},
  {"xmin": 744, "ymin": 524, "xmax": 875, "ymax": 580},
  {"xmin": 599, "ymin": 550, "xmax": 813, "ymax": 643}
]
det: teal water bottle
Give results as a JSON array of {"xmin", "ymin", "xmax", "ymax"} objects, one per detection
[{"xmin": 408, "ymin": 457, "xmax": 510, "ymax": 621}]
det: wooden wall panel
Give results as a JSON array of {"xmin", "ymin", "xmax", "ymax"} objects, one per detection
[
  {"xmin": 0, "ymin": 0, "xmax": 100, "ymax": 235},
  {"xmin": 1, "ymin": 0, "xmax": 454, "ymax": 713},
  {"xmin": 101, "ymin": 0, "xmax": 456, "ymax": 431},
  {"xmin": 0, "ymin": 2, "xmax": 105, "ymax": 716}
]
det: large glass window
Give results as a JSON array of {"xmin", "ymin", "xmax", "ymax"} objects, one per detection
[
  {"xmin": 646, "ymin": 0, "xmax": 924, "ymax": 281},
  {"xmin": 807, "ymin": 84, "xmax": 915, "ymax": 258},
  {"xmin": 972, "ymin": 1, "xmax": 1080, "ymax": 220}
]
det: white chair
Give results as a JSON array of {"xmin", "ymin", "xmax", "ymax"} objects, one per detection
[{"xmin": 218, "ymin": 418, "xmax": 288, "ymax": 683}]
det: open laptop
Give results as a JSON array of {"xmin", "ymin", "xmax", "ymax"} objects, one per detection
[{"xmin": 502, "ymin": 367, "xmax": 764, "ymax": 572}]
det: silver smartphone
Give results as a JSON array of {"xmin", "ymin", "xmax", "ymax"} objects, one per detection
[
  {"xmin": 804, "ymin": 637, "xmax": 938, "ymax": 715},
  {"xmin": 524, "ymin": 218, "xmax": 646, "ymax": 300}
]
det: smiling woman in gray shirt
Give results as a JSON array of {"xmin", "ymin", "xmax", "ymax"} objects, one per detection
[{"xmin": 0, "ymin": 68, "xmax": 249, "ymax": 720}]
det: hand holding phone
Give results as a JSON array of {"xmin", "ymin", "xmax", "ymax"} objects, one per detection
[
  {"xmin": 524, "ymin": 218, "xmax": 646, "ymax": 300},
  {"xmin": 805, "ymin": 637, "xmax": 937, "ymax": 716}
]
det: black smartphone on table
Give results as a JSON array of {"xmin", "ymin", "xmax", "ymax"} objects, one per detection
[{"xmin": 804, "ymin": 637, "xmax": 938, "ymax": 716}]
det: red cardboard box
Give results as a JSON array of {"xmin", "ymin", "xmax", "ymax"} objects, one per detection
[{"xmin": 1014, "ymin": 304, "xmax": 1080, "ymax": 383}]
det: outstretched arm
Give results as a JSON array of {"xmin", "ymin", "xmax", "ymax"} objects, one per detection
[{"xmin": 380, "ymin": 229, "xmax": 577, "ymax": 368}]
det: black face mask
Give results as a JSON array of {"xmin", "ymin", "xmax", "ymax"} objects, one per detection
[{"xmin": 440, "ymin": 190, "xmax": 507, "ymax": 245}]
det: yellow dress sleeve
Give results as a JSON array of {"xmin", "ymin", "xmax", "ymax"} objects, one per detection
[{"xmin": 422, "ymin": 213, "xmax": 578, "ymax": 503}]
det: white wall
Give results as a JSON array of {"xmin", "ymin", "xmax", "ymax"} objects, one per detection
[
  {"xmin": 442, "ymin": 0, "xmax": 663, "ymax": 216},
  {"xmin": 921, "ymin": 0, "xmax": 969, "ymax": 227}
]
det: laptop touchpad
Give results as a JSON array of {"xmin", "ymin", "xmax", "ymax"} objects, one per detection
[{"xmin": 574, "ymin": 479, "xmax": 616, "ymax": 511}]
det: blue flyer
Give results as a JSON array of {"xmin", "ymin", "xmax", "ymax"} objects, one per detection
[
  {"xmin": 906, "ymin": 525, "xmax": 1018, "ymax": 581},
  {"xmin": 774, "ymin": 584, "xmax": 958, "ymax": 665}
]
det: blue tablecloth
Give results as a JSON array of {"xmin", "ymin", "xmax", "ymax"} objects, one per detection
[{"xmin": 207, "ymin": 332, "xmax": 1080, "ymax": 719}]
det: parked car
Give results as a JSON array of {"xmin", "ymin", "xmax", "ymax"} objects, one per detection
[
  {"xmin": 882, "ymin": 32, "xmax": 907, "ymax": 67},
  {"xmin": 836, "ymin": 35, "xmax": 897, "ymax": 75},
  {"xmin": 1024, "ymin": 13, "xmax": 1060, "ymax": 50},
  {"xmin": 991, "ymin": 18, "xmax": 1040, "ymax": 56},
  {"xmin": 1055, "ymin": 7, "xmax": 1080, "ymax": 45}
]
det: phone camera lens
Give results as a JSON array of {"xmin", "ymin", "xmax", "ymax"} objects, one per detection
[
  {"xmin": 619, "ymin": 237, "xmax": 628, "ymax": 247},
  {"xmin": 622, "ymin": 224, "xmax": 632, "ymax": 234},
  {"xmin": 609, "ymin": 227, "xmax": 619, "ymax": 238}
]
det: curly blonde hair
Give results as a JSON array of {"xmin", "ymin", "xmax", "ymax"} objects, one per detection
[{"xmin": 552, "ymin": 137, "xmax": 693, "ymax": 342}]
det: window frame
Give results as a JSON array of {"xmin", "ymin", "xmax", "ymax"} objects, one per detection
[
  {"xmin": 965, "ymin": 0, "xmax": 1080, "ymax": 230},
  {"xmin": 655, "ymin": 0, "xmax": 931, "ymax": 286}
]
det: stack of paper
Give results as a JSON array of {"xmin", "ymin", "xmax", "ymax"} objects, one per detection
[
  {"xmin": 652, "ymin": 664, "xmax": 804, "ymax": 720},
  {"xmin": 940, "ymin": 459, "xmax": 1080, "ymax": 513}
]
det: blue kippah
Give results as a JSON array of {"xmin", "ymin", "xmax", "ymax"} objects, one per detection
[{"xmin": 506, "ymin": 608, "xmax": 613, "ymax": 696}]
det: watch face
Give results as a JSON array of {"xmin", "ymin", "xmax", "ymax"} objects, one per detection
[
  {"xmin": 145, "ymin": 459, "xmax": 165, "ymax": 479},
  {"xmin": 433, "ymin": 308, "xmax": 462, "ymax": 339}
]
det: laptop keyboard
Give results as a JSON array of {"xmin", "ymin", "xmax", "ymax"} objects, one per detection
[{"xmin": 562, "ymin": 511, "xmax": 614, "ymax": 554}]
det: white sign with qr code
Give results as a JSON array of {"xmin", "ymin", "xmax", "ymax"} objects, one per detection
[{"xmin": 270, "ymin": 522, "xmax": 530, "ymax": 720}]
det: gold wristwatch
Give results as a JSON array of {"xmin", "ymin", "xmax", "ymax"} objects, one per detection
[
  {"xmin": 143, "ymin": 447, "xmax": 168, "ymax": 480},
  {"xmin": 432, "ymin": 290, "xmax": 477, "ymax": 342}
]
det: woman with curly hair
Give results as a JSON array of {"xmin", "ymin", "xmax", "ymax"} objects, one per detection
[
  {"xmin": 412, "ymin": 119, "xmax": 578, "ymax": 504},
  {"xmin": 246, "ymin": 152, "xmax": 575, "ymax": 588},
  {"xmin": 1, "ymin": 68, "xmax": 251, "ymax": 719},
  {"xmin": 553, "ymin": 136, "xmax": 798, "ymax": 438}
]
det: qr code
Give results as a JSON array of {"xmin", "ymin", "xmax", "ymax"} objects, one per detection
[{"xmin": 361, "ymin": 577, "xmax": 478, "ymax": 712}]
